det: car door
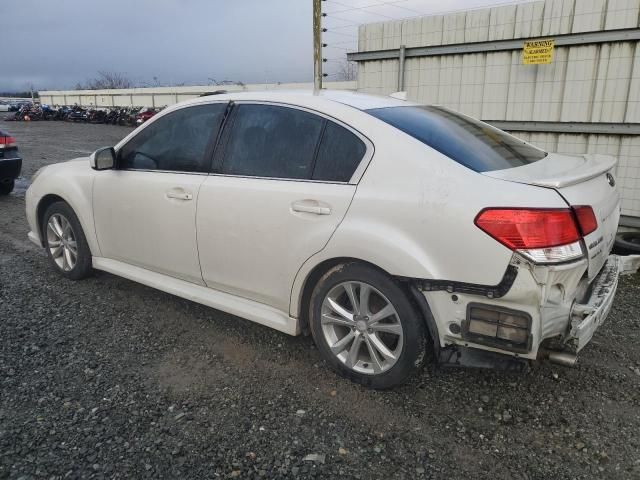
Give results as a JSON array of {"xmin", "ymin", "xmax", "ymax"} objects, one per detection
[
  {"xmin": 196, "ymin": 102, "xmax": 372, "ymax": 312},
  {"xmin": 93, "ymin": 102, "xmax": 228, "ymax": 285}
]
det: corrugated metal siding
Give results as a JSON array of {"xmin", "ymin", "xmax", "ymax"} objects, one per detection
[{"xmin": 356, "ymin": 0, "xmax": 640, "ymax": 218}]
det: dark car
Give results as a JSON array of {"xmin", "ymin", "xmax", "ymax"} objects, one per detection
[{"xmin": 0, "ymin": 128, "xmax": 21, "ymax": 195}]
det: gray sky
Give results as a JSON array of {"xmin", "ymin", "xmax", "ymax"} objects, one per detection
[{"xmin": 1, "ymin": 0, "xmax": 531, "ymax": 92}]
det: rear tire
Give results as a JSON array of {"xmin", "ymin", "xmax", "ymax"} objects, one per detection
[
  {"xmin": 614, "ymin": 232, "xmax": 640, "ymax": 255},
  {"xmin": 309, "ymin": 262, "xmax": 428, "ymax": 389},
  {"xmin": 0, "ymin": 180, "xmax": 14, "ymax": 195},
  {"xmin": 43, "ymin": 201, "xmax": 93, "ymax": 280}
]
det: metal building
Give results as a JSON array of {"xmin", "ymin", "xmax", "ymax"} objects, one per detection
[
  {"xmin": 38, "ymin": 81, "xmax": 356, "ymax": 110},
  {"xmin": 348, "ymin": 0, "xmax": 640, "ymax": 223}
]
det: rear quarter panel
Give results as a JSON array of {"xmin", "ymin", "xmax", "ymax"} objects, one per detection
[{"xmin": 291, "ymin": 117, "xmax": 568, "ymax": 316}]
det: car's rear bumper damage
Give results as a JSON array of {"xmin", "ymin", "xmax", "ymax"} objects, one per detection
[
  {"xmin": 568, "ymin": 255, "xmax": 619, "ymax": 352},
  {"xmin": 418, "ymin": 253, "xmax": 640, "ymax": 369}
]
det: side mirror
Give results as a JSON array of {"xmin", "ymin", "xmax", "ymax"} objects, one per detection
[{"xmin": 90, "ymin": 147, "xmax": 116, "ymax": 170}]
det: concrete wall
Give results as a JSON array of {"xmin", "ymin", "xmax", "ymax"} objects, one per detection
[
  {"xmin": 355, "ymin": 0, "xmax": 640, "ymax": 219},
  {"xmin": 38, "ymin": 81, "xmax": 357, "ymax": 109}
]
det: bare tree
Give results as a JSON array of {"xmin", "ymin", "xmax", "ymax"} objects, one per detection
[
  {"xmin": 334, "ymin": 59, "xmax": 357, "ymax": 81},
  {"xmin": 75, "ymin": 71, "xmax": 133, "ymax": 90}
]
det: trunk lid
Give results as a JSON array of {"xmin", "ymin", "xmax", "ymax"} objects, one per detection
[{"xmin": 484, "ymin": 153, "xmax": 620, "ymax": 279}]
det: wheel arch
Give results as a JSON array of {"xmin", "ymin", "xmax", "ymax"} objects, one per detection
[
  {"xmin": 293, "ymin": 256, "xmax": 439, "ymax": 350},
  {"xmin": 36, "ymin": 194, "xmax": 67, "ymax": 246},
  {"xmin": 36, "ymin": 192, "xmax": 99, "ymax": 256}
]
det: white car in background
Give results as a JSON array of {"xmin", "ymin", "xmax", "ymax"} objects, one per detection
[
  {"xmin": 0, "ymin": 101, "xmax": 10, "ymax": 112},
  {"xmin": 26, "ymin": 90, "xmax": 626, "ymax": 388}
]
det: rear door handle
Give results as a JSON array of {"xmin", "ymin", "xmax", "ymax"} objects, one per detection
[
  {"xmin": 166, "ymin": 189, "xmax": 193, "ymax": 201},
  {"xmin": 291, "ymin": 200, "xmax": 331, "ymax": 215}
]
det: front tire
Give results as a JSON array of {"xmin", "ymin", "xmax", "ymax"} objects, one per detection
[
  {"xmin": 43, "ymin": 202, "xmax": 93, "ymax": 280},
  {"xmin": 309, "ymin": 262, "xmax": 428, "ymax": 389}
]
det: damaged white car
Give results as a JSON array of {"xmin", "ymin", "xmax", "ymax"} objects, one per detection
[{"xmin": 25, "ymin": 91, "xmax": 638, "ymax": 388}]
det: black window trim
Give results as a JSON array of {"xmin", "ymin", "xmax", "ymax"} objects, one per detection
[
  {"xmin": 114, "ymin": 100, "xmax": 231, "ymax": 175},
  {"xmin": 212, "ymin": 100, "xmax": 374, "ymax": 185}
]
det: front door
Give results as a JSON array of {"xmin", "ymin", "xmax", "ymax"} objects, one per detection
[{"xmin": 93, "ymin": 102, "xmax": 228, "ymax": 284}]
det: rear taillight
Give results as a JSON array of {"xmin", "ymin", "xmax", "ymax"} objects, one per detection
[
  {"xmin": 0, "ymin": 136, "xmax": 17, "ymax": 149},
  {"xmin": 475, "ymin": 208, "xmax": 584, "ymax": 263},
  {"xmin": 572, "ymin": 206, "xmax": 597, "ymax": 236}
]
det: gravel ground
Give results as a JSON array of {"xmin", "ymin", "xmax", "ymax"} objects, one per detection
[{"xmin": 1, "ymin": 116, "xmax": 640, "ymax": 480}]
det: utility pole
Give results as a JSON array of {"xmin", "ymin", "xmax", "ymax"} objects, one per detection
[{"xmin": 313, "ymin": 0, "xmax": 322, "ymax": 93}]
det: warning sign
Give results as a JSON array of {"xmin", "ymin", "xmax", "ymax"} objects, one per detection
[{"xmin": 522, "ymin": 39, "xmax": 554, "ymax": 65}]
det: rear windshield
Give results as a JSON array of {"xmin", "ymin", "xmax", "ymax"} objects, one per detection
[{"xmin": 366, "ymin": 106, "xmax": 547, "ymax": 172}]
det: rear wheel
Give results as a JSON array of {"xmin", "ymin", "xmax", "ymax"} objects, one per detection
[
  {"xmin": 0, "ymin": 179, "xmax": 14, "ymax": 195},
  {"xmin": 43, "ymin": 202, "xmax": 93, "ymax": 280},
  {"xmin": 309, "ymin": 262, "xmax": 428, "ymax": 389}
]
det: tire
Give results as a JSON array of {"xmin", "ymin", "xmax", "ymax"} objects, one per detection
[
  {"xmin": 0, "ymin": 180, "xmax": 14, "ymax": 195},
  {"xmin": 614, "ymin": 232, "xmax": 640, "ymax": 255},
  {"xmin": 309, "ymin": 262, "xmax": 429, "ymax": 389},
  {"xmin": 42, "ymin": 201, "xmax": 93, "ymax": 280}
]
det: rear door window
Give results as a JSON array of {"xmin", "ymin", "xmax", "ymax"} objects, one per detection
[
  {"xmin": 366, "ymin": 106, "xmax": 547, "ymax": 172},
  {"xmin": 312, "ymin": 122, "xmax": 367, "ymax": 182},
  {"xmin": 221, "ymin": 104, "xmax": 324, "ymax": 179}
]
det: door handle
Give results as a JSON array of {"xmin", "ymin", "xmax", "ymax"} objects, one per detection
[
  {"xmin": 291, "ymin": 200, "xmax": 331, "ymax": 215},
  {"xmin": 166, "ymin": 190, "xmax": 193, "ymax": 201}
]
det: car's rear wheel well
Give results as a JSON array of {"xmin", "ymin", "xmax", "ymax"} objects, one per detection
[
  {"xmin": 298, "ymin": 258, "xmax": 439, "ymax": 352},
  {"xmin": 36, "ymin": 194, "xmax": 66, "ymax": 245}
]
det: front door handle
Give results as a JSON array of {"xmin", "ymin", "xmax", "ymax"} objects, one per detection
[
  {"xmin": 291, "ymin": 200, "xmax": 331, "ymax": 215},
  {"xmin": 166, "ymin": 189, "xmax": 193, "ymax": 201}
]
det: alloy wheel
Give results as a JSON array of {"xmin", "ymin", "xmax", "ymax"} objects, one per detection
[
  {"xmin": 46, "ymin": 213, "xmax": 78, "ymax": 272},
  {"xmin": 320, "ymin": 281, "xmax": 404, "ymax": 375}
]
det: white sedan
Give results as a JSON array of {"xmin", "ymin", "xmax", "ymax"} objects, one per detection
[{"xmin": 26, "ymin": 90, "xmax": 624, "ymax": 388}]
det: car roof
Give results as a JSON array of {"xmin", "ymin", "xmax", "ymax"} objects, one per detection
[{"xmin": 178, "ymin": 89, "xmax": 419, "ymax": 112}]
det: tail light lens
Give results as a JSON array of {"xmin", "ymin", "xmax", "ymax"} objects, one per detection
[
  {"xmin": 475, "ymin": 208, "xmax": 585, "ymax": 263},
  {"xmin": 572, "ymin": 206, "xmax": 597, "ymax": 236},
  {"xmin": 0, "ymin": 136, "xmax": 17, "ymax": 149}
]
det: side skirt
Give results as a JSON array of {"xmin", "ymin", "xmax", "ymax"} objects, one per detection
[{"xmin": 92, "ymin": 257, "xmax": 300, "ymax": 336}]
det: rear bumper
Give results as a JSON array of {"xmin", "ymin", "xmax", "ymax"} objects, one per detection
[
  {"xmin": 0, "ymin": 155, "xmax": 22, "ymax": 181},
  {"xmin": 423, "ymin": 253, "xmax": 634, "ymax": 362},
  {"xmin": 568, "ymin": 255, "xmax": 619, "ymax": 351}
]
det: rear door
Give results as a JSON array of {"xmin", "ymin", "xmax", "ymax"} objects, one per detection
[{"xmin": 196, "ymin": 102, "xmax": 372, "ymax": 312}]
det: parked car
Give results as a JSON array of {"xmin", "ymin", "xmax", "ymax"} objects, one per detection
[
  {"xmin": 0, "ymin": 101, "xmax": 10, "ymax": 112},
  {"xmin": 135, "ymin": 107, "xmax": 158, "ymax": 125},
  {"xmin": 0, "ymin": 128, "xmax": 21, "ymax": 195},
  {"xmin": 25, "ymin": 90, "xmax": 628, "ymax": 388}
]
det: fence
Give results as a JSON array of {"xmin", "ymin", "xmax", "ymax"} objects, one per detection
[
  {"xmin": 348, "ymin": 0, "xmax": 640, "ymax": 223},
  {"xmin": 38, "ymin": 81, "xmax": 357, "ymax": 109}
]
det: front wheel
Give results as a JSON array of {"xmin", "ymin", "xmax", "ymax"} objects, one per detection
[
  {"xmin": 43, "ymin": 201, "xmax": 93, "ymax": 280},
  {"xmin": 309, "ymin": 262, "xmax": 429, "ymax": 389}
]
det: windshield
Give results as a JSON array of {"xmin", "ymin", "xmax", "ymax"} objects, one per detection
[{"xmin": 366, "ymin": 106, "xmax": 547, "ymax": 172}]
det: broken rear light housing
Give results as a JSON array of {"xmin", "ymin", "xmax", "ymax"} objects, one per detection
[{"xmin": 474, "ymin": 207, "xmax": 593, "ymax": 264}]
